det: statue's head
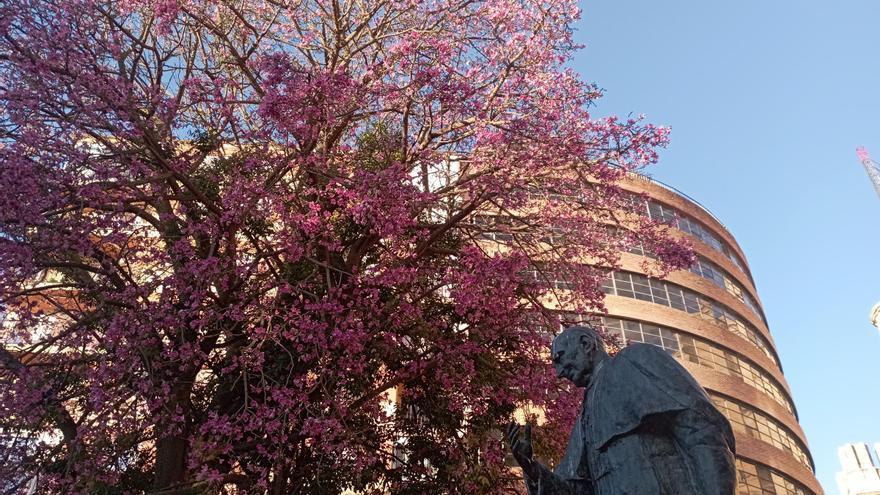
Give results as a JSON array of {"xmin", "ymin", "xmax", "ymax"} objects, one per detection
[{"xmin": 550, "ymin": 325, "xmax": 608, "ymax": 387}]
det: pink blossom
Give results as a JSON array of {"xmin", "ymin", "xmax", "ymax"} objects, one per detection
[{"xmin": 0, "ymin": 0, "xmax": 690, "ymax": 492}]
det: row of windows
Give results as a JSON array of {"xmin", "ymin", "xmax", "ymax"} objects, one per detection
[
  {"xmin": 600, "ymin": 317, "xmax": 795, "ymax": 415},
  {"xmin": 736, "ymin": 458, "xmax": 813, "ymax": 495},
  {"xmin": 476, "ymin": 214, "xmax": 766, "ymax": 327},
  {"xmin": 481, "ymin": 189, "xmax": 752, "ymax": 285},
  {"xmin": 628, "ymin": 194, "xmax": 750, "ymax": 278},
  {"xmin": 520, "ymin": 266, "xmax": 583, "ymax": 291},
  {"xmin": 601, "ymin": 271, "xmax": 779, "ymax": 367},
  {"xmin": 624, "ymin": 240, "xmax": 764, "ymax": 324},
  {"xmin": 473, "ymin": 214, "xmax": 569, "ymax": 247},
  {"xmin": 689, "ymin": 256, "xmax": 765, "ymax": 323},
  {"xmin": 711, "ymin": 395, "xmax": 812, "ymax": 470}
]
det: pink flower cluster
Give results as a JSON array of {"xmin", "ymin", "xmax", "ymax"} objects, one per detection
[{"xmin": 0, "ymin": 0, "xmax": 691, "ymax": 492}]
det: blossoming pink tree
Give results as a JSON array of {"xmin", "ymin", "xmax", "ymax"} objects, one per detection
[{"xmin": 0, "ymin": 0, "xmax": 693, "ymax": 493}]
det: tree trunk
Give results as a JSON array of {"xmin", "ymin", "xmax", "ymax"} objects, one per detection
[
  {"xmin": 153, "ymin": 383, "xmax": 195, "ymax": 490},
  {"xmin": 153, "ymin": 435, "xmax": 189, "ymax": 490}
]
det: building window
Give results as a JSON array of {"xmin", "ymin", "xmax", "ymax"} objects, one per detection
[
  {"xmin": 600, "ymin": 316, "xmax": 795, "ymax": 415},
  {"xmin": 627, "ymin": 193, "xmax": 750, "ymax": 277},
  {"xmin": 736, "ymin": 458, "xmax": 813, "ymax": 495},
  {"xmin": 711, "ymin": 394, "xmax": 812, "ymax": 470},
  {"xmin": 602, "ymin": 272, "xmax": 779, "ymax": 367},
  {"xmin": 689, "ymin": 256, "xmax": 766, "ymax": 324}
]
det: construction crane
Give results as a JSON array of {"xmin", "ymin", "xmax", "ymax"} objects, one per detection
[
  {"xmin": 857, "ymin": 147, "xmax": 880, "ymax": 336},
  {"xmin": 856, "ymin": 147, "xmax": 880, "ymax": 200}
]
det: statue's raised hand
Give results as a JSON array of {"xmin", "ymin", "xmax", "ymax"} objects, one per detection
[{"xmin": 506, "ymin": 422, "xmax": 537, "ymax": 479}]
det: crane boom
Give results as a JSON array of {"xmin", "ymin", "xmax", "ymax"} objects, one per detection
[
  {"xmin": 856, "ymin": 147, "xmax": 880, "ymax": 201},
  {"xmin": 857, "ymin": 148, "xmax": 880, "ymax": 335}
]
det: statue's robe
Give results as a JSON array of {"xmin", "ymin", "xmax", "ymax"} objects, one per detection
[{"xmin": 526, "ymin": 343, "xmax": 736, "ymax": 495}]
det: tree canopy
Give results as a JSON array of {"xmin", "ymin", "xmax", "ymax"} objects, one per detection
[{"xmin": 0, "ymin": 0, "xmax": 692, "ymax": 493}]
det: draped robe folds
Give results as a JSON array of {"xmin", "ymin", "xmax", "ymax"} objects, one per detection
[{"xmin": 525, "ymin": 344, "xmax": 736, "ymax": 495}]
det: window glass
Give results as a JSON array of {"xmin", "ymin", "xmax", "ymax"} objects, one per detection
[
  {"xmin": 601, "ymin": 271, "xmax": 779, "ymax": 367},
  {"xmin": 641, "ymin": 199, "xmax": 748, "ymax": 274},
  {"xmin": 713, "ymin": 394, "xmax": 811, "ymax": 469},
  {"xmin": 736, "ymin": 457, "xmax": 813, "ymax": 494},
  {"xmin": 687, "ymin": 256, "xmax": 766, "ymax": 324},
  {"xmin": 602, "ymin": 316, "xmax": 794, "ymax": 414}
]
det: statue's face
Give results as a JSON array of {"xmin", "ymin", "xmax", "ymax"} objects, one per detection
[{"xmin": 550, "ymin": 331, "xmax": 594, "ymax": 387}]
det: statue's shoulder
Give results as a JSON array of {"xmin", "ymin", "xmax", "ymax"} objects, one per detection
[
  {"xmin": 590, "ymin": 343, "xmax": 698, "ymax": 449},
  {"xmin": 600, "ymin": 343, "xmax": 677, "ymax": 392},
  {"xmin": 612, "ymin": 343, "xmax": 700, "ymax": 390},
  {"xmin": 615, "ymin": 342, "xmax": 677, "ymax": 365}
]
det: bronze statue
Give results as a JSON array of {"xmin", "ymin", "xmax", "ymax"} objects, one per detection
[{"xmin": 507, "ymin": 325, "xmax": 736, "ymax": 494}]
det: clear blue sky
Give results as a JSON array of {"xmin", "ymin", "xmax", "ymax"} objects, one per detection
[{"xmin": 572, "ymin": 1, "xmax": 880, "ymax": 493}]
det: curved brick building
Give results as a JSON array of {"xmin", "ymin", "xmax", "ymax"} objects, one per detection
[{"xmin": 597, "ymin": 175, "xmax": 822, "ymax": 495}]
